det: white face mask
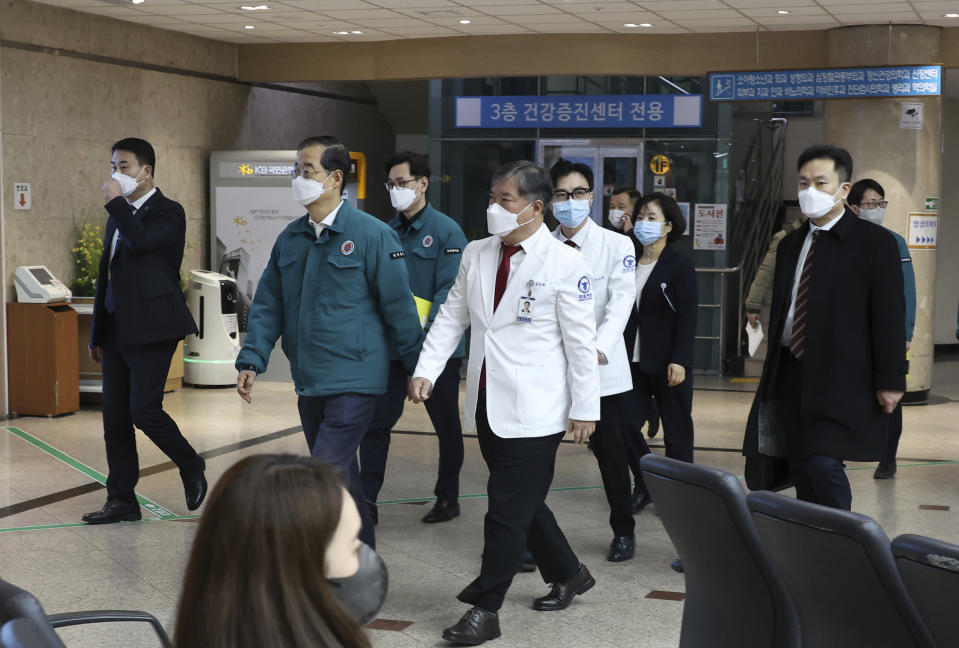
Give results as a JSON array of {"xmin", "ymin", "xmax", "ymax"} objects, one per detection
[
  {"xmin": 608, "ymin": 209, "xmax": 626, "ymax": 229},
  {"xmin": 858, "ymin": 206, "xmax": 885, "ymax": 225},
  {"xmin": 292, "ymin": 173, "xmax": 334, "ymax": 207},
  {"xmin": 389, "ymin": 186, "xmax": 418, "ymax": 211},
  {"xmin": 112, "ymin": 169, "xmax": 146, "ymax": 197},
  {"xmin": 487, "ymin": 201, "xmax": 535, "ymax": 236},
  {"xmin": 798, "ymin": 186, "xmax": 842, "ymax": 219}
]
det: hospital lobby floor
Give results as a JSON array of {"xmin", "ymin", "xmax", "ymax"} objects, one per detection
[{"xmin": 2, "ymin": 357, "xmax": 958, "ymax": 648}]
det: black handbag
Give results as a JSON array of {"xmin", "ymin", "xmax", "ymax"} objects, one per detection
[{"xmin": 744, "ymin": 454, "xmax": 793, "ymax": 492}]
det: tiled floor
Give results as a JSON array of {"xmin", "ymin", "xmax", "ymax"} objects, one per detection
[{"xmin": 2, "ymin": 356, "xmax": 958, "ymax": 647}]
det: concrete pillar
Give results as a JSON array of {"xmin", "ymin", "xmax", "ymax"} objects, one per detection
[{"xmin": 823, "ymin": 25, "xmax": 941, "ymax": 401}]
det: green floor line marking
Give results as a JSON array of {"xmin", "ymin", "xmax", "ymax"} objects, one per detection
[
  {"xmin": 5, "ymin": 427, "xmax": 175, "ymax": 520},
  {"xmin": 0, "ymin": 514, "xmax": 201, "ymax": 534}
]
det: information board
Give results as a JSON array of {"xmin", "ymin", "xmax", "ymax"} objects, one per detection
[
  {"xmin": 455, "ymin": 95, "xmax": 702, "ymax": 128},
  {"xmin": 709, "ymin": 65, "xmax": 941, "ymax": 102}
]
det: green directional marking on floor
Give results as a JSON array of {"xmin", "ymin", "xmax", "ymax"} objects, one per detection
[
  {"xmin": 0, "ymin": 514, "xmax": 201, "ymax": 534},
  {"xmin": 4, "ymin": 427, "xmax": 176, "ymax": 520}
]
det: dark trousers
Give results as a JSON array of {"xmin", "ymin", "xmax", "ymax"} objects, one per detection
[
  {"xmin": 458, "ymin": 391, "xmax": 580, "ymax": 613},
  {"xmin": 882, "ymin": 404, "xmax": 903, "ymax": 464},
  {"xmin": 624, "ymin": 363, "xmax": 695, "ymax": 465},
  {"xmin": 777, "ymin": 350, "xmax": 852, "ymax": 511},
  {"xmin": 101, "ymin": 334, "xmax": 202, "ymax": 504},
  {"xmin": 590, "ymin": 394, "xmax": 635, "ymax": 537},
  {"xmin": 621, "ymin": 392, "xmax": 653, "ymax": 487},
  {"xmin": 360, "ymin": 358, "xmax": 464, "ymax": 504},
  {"xmin": 298, "ymin": 393, "xmax": 378, "ymax": 547}
]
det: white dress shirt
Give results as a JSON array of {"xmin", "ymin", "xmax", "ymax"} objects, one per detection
[
  {"xmin": 310, "ymin": 200, "xmax": 344, "ymax": 238},
  {"xmin": 632, "ymin": 261, "xmax": 657, "ymax": 361},
  {"xmin": 780, "ymin": 213, "xmax": 842, "ymax": 346}
]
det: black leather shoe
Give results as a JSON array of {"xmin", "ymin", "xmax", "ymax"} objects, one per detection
[
  {"xmin": 182, "ymin": 458, "xmax": 207, "ymax": 511},
  {"xmin": 874, "ymin": 460, "xmax": 897, "ymax": 479},
  {"xmin": 81, "ymin": 500, "xmax": 141, "ymax": 525},
  {"xmin": 670, "ymin": 558, "xmax": 684, "ymax": 573},
  {"xmin": 423, "ymin": 499, "xmax": 460, "ymax": 523},
  {"xmin": 442, "ymin": 607, "xmax": 500, "ymax": 645},
  {"xmin": 632, "ymin": 487, "xmax": 652, "ymax": 514},
  {"xmin": 368, "ymin": 501, "xmax": 379, "ymax": 526},
  {"xmin": 607, "ymin": 535, "xmax": 635, "ymax": 562},
  {"xmin": 532, "ymin": 564, "xmax": 595, "ymax": 611}
]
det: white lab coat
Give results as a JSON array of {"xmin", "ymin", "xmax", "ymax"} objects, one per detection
[
  {"xmin": 413, "ymin": 224, "xmax": 600, "ymax": 438},
  {"xmin": 553, "ymin": 218, "xmax": 636, "ymax": 396}
]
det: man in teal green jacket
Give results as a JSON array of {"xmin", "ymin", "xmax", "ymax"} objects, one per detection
[
  {"xmin": 359, "ymin": 151, "xmax": 468, "ymax": 526},
  {"xmin": 848, "ymin": 179, "xmax": 916, "ymax": 480},
  {"xmin": 236, "ymin": 136, "xmax": 423, "ymax": 546}
]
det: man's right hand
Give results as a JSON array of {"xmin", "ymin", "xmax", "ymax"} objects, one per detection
[
  {"xmin": 408, "ymin": 377, "xmax": 433, "ymax": 403},
  {"xmin": 88, "ymin": 346, "xmax": 103, "ymax": 364},
  {"xmin": 746, "ymin": 312, "xmax": 760, "ymax": 327},
  {"xmin": 237, "ymin": 370, "xmax": 256, "ymax": 403}
]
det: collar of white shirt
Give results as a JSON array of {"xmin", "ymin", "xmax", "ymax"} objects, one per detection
[
  {"xmin": 311, "ymin": 200, "xmax": 344, "ymax": 238},
  {"xmin": 129, "ymin": 187, "xmax": 157, "ymax": 212},
  {"xmin": 555, "ymin": 218, "xmax": 591, "ymax": 248},
  {"xmin": 809, "ymin": 210, "xmax": 844, "ymax": 235}
]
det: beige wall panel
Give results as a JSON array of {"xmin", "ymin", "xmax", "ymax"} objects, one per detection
[{"xmin": 0, "ymin": 0, "xmax": 236, "ymax": 78}]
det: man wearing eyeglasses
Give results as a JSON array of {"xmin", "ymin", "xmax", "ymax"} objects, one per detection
[
  {"xmin": 359, "ymin": 151, "xmax": 469, "ymax": 526},
  {"xmin": 235, "ymin": 136, "xmax": 424, "ymax": 547},
  {"xmin": 847, "ymin": 178, "xmax": 915, "ymax": 480},
  {"xmin": 549, "ymin": 158, "xmax": 638, "ymax": 562}
]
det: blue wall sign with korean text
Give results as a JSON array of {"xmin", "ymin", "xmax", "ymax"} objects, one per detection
[
  {"xmin": 455, "ymin": 95, "xmax": 703, "ymax": 128},
  {"xmin": 709, "ymin": 66, "xmax": 941, "ymax": 102}
]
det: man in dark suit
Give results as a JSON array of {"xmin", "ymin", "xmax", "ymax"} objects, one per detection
[
  {"xmin": 744, "ymin": 145, "xmax": 906, "ymax": 510},
  {"xmin": 84, "ymin": 138, "xmax": 206, "ymax": 524}
]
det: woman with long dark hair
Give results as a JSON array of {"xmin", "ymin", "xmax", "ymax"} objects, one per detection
[{"xmin": 174, "ymin": 455, "xmax": 379, "ymax": 648}]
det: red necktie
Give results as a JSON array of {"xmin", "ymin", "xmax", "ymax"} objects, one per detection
[
  {"xmin": 790, "ymin": 231, "xmax": 819, "ymax": 359},
  {"xmin": 564, "ymin": 240, "xmax": 577, "ymax": 248},
  {"xmin": 481, "ymin": 243, "xmax": 523, "ymax": 389}
]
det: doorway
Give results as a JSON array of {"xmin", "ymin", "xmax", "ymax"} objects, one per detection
[{"xmin": 537, "ymin": 139, "xmax": 645, "ymax": 225}]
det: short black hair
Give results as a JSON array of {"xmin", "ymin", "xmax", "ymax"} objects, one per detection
[
  {"xmin": 112, "ymin": 138, "xmax": 155, "ymax": 172},
  {"xmin": 633, "ymin": 192, "xmax": 686, "ymax": 243},
  {"xmin": 491, "ymin": 160, "xmax": 553, "ymax": 215},
  {"xmin": 297, "ymin": 135, "xmax": 351, "ymax": 189},
  {"xmin": 797, "ymin": 145, "xmax": 853, "ymax": 183},
  {"xmin": 847, "ymin": 178, "xmax": 885, "ymax": 206},
  {"xmin": 549, "ymin": 158, "xmax": 594, "ymax": 190},
  {"xmin": 385, "ymin": 151, "xmax": 430, "ymax": 179},
  {"xmin": 612, "ymin": 186, "xmax": 642, "ymax": 205}
]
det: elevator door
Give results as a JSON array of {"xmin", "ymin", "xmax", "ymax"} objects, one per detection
[{"xmin": 537, "ymin": 140, "xmax": 644, "ymax": 226}]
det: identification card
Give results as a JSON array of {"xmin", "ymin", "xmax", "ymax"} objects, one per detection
[{"xmin": 517, "ymin": 296, "xmax": 536, "ymax": 322}]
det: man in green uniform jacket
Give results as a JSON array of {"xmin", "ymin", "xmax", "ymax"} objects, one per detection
[
  {"xmin": 235, "ymin": 136, "xmax": 423, "ymax": 547},
  {"xmin": 360, "ymin": 151, "xmax": 469, "ymax": 526}
]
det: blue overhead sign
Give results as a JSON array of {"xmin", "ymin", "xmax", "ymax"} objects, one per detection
[
  {"xmin": 709, "ymin": 65, "xmax": 941, "ymax": 102},
  {"xmin": 455, "ymin": 94, "xmax": 703, "ymax": 129}
]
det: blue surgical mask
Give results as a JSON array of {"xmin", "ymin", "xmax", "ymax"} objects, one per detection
[
  {"xmin": 553, "ymin": 199, "xmax": 591, "ymax": 228},
  {"xmin": 635, "ymin": 220, "xmax": 665, "ymax": 246}
]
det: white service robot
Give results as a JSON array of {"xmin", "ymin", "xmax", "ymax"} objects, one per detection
[{"xmin": 184, "ymin": 270, "xmax": 240, "ymax": 386}]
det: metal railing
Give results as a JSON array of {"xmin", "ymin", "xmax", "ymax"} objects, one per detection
[{"xmin": 695, "ymin": 266, "xmax": 741, "ymax": 375}]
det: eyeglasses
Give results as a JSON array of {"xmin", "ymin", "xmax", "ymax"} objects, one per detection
[
  {"xmin": 290, "ymin": 167, "xmax": 329, "ymax": 179},
  {"xmin": 552, "ymin": 187, "xmax": 591, "ymax": 202},
  {"xmin": 385, "ymin": 177, "xmax": 422, "ymax": 191},
  {"xmin": 859, "ymin": 200, "xmax": 888, "ymax": 209}
]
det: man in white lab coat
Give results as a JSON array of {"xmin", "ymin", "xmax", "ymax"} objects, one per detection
[
  {"xmin": 550, "ymin": 158, "xmax": 637, "ymax": 562},
  {"xmin": 410, "ymin": 160, "xmax": 601, "ymax": 646}
]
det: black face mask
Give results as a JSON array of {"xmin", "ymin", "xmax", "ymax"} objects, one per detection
[{"xmin": 328, "ymin": 543, "xmax": 388, "ymax": 625}]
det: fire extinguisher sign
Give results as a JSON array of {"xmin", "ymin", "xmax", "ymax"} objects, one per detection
[{"xmin": 13, "ymin": 183, "xmax": 31, "ymax": 210}]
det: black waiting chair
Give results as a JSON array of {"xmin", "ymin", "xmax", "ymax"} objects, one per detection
[
  {"xmin": 1, "ymin": 618, "xmax": 62, "ymax": 648},
  {"xmin": 892, "ymin": 533, "xmax": 959, "ymax": 648},
  {"xmin": 0, "ymin": 578, "xmax": 170, "ymax": 648},
  {"xmin": 747, "ymin": 491, "xmax": 935, "ymax": 648},
  {"xmin": 639, "ymin": 454, "xmax": 800, "ymax": 648}
]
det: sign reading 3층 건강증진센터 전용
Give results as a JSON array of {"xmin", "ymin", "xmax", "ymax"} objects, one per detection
[
  {"xmin": 455, "ymin": 95, "xmax": 703, "ymax": 128},
  {"xmin": 708, "ymin": 65, "xmax": 941, "ymax": 102}
]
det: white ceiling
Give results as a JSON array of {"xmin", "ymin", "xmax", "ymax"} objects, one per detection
[{"xmin": 28, "ymin": 0, "xmax": 959, "ymax": 44}]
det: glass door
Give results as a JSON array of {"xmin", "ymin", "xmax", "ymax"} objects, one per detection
[{"xmin": 537, "ymin": 139, "xmax": 644, "ymax": 226}]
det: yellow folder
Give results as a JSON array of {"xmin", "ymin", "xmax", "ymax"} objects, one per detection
[{"xmin": 413, "ymin": 295, "xmax": 433, "ymax": 329}]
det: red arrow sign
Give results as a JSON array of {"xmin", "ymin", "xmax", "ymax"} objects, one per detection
[{"xmin": 19, "ymin": 193, "xmax": 25, "ymax": 207}]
